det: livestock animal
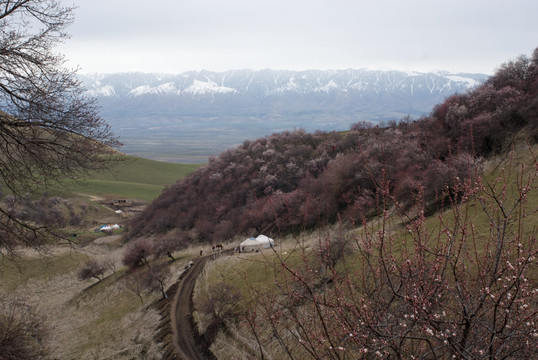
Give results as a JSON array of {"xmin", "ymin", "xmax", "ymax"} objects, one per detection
[{"xmin": 212, "ymin": 244, "xmax": 223, "ymax": 251}]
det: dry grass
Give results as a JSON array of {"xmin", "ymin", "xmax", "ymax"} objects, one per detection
[
  {"xmin": 2, "ymin": 145, "xmax": 534, "ymax": 359},
  {"xmin": 0, "ymin": 237, "xmax": 170, "ymax": 359},
  {"xmin": 0, "ymin": 233, "xmax": 241, "ymax": 359}
]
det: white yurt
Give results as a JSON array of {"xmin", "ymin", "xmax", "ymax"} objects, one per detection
[
  {"xmin": 255, "ymin": 234, "xmax": 274, "ymax": 248},
  {"xmin": 239, "ymin": 235, "xmax": 274, "ymax": 252}
]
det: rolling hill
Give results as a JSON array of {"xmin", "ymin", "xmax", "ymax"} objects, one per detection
[
  {"xmin": 67, "ymin": 156, "xmax": 201, "ymax": 202},
  {"xmin": 1, "ymin": 49, "xmax": 536, "ymax": 360}
]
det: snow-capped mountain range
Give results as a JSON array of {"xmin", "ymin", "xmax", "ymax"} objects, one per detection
[
  {"xmin": 81, "ymin": 69, "xmax": 484, "ymax": 99},
  {"xmin": 78, "ymin": 69, "xmax": 488, "ymax": 163}
]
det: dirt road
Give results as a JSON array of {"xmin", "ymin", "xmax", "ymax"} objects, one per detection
[{"xmin": 171, "ymin": 256, "xmax": 215, "ymax": 360}]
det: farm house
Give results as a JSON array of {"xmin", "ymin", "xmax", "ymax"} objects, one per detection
[{"xmin": 239, "ymin": 235, "xmax": 274, "ymax": 252}]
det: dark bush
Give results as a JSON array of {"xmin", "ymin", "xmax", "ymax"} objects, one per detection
[
  {"xmin": 78, "ymin": 259, "xmax": 106, "ymax": 282},
  {"xmin": 122, "ymin": 238, "xmax": 153, "ymax": 270},
  {"xmin": 0, "ymin": 295, "xmax": 49, "ymax": 359}
]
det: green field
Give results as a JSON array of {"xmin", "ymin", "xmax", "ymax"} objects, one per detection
[{"xmin": 67, "ymin": 156, "xmax": 202, "ymax": 201}]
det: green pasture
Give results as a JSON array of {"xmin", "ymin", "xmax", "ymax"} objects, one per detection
[
  {"xmin": 88, "ymin": 156, "xmax": 201, "ymax": 187},
  {"xmin": 0, "ymin": 252, "xmax": 88, "ymax": 293},
  {"xmin": 69, "ymin": 179, "xmax": 164, "ymax": 202},
  {"xmin": 68, "ymin": 156, "xmax": 202, "ymax": 201}
]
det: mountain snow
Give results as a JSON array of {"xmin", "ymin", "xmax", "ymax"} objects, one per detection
[
  {"xmin": 128, "ymin": 82, "xmax": 179, "ymax": 97},
  {"xmin": 183, "ymin": 80, "xmax": 237, "ymax": 95},
  {"xmin": 80, "ymin": 69, "xmax": 487, "ymax": 99},
  {"xmin": 444, "ymin": 75, "xmax": 481, "ymax": 88},
  {"xmin": 84, "ymin": 84, "xmax": 116, "ymax": 97},
  {"xmin": 77, "ymin": 69, "xmax": 489, "ymax": 163},
  {"xmin": 315, "ymin": 80, "xmax": 340, "ymax": 93}
]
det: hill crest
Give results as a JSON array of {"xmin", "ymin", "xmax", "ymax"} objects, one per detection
[{"xmin": 125, "ymin": 50, "xmax": 538, "ymax": 244}]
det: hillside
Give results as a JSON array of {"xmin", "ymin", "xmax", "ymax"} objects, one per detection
[
  {"xmin": 0, "ymin": 155, "xmax": 199, "ymax": 249},
  {"xmin": 1, "ymin": 50, "xmax": 536, "ymax": 360},
  {"xmin": 193, "ymin": 140, "xmax": 538, "ymax": 359},
  {"xmin": 67, "ymin": 156, "xmax": 201, "ymax": 202},
  {"xmin": 126, "ymin": 49, "xmax": 538, "ymax": 247},
  {"xmin": 182, "ymin": 50, "xmax": 538, "ymax": 359},
  {"xmin": 0, "ymin": 156, "xmax": 201, "ymax": 359}
]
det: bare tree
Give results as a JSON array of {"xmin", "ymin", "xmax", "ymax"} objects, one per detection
[
  {"xmin": 198, "ymin": 282, "xmax": 243, "ymax": 323},
  {"xmin": 143, "ymin": 262, "xmax": 171, "ymax": 299},
  {"xmin": 0, "ymin": 0, "xmax": 120, "ymax": 257},
  {"xmin": 77, "ymin": 259, "xmax": 106, "ymax": 282},
  {"xmin": 0, "ymin": 294, "xmax": 49, "ymax": 359},
  {"xmin": 124, "ymin": 262, "xmax": 171, "ymax": 302},
  {"xmin": 317, "ymin": 225, "xmax": 352, "ymax": 272},
  {"xmin": 245, "ymin": 149, "xmax": 538, "ymax": 359},
  {"xmin": 197, "ymin": 281, "xmax": 243, "ymax": 343},
  {"xmin": 125, "ymin": 269, "xmax": 146, "ymax": 303},
  {"xmin": 122, "ymin": 238, "xmax": 153, "ymax": 270},
  {"xmin": 153, "ymin": 231, "xmax": 189, "ymax": 261}
]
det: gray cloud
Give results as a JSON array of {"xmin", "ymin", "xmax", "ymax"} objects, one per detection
[{"xmin": 60, "ymin": 0, "xmax": 538, "ymax": 74}]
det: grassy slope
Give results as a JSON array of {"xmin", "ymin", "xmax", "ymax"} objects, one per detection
[
  {"xmin": 1, "ymin": 144, "xmax": 534, "ymax": 359},
  {"xmin": 194, "ymin": 144, "xmax": 538, "ymax": 358},
  {"xmin": 0, "ymin": 156, "xmax": 202, "ymax": 358},
  {"xmin": 67, "ymin": 156, "xmax": 201, "ymax": 201},
  {"xmin": 0, "ymin": 250, "xmax": 166, "ymax": 359},
  {"xmin": 222, "ymin": 143, "xmax": 537, "ymax": 280}
]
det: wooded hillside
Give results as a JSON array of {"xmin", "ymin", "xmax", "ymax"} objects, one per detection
[{"xmin": 126, "ymin": 48, "xmax": 538, "ymax": 245}]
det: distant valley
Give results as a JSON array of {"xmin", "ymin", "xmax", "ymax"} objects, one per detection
[{"xmin": 80, "ymin": 69, "xmax": 488, "ymax": 163}]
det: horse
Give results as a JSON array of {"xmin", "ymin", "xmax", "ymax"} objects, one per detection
[{"xmin": 212, "ymin": 244, "xmax": 223, "ymax": 251}]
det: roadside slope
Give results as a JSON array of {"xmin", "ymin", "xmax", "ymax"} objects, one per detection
[{"xmin": 171, "ymin": 256, "xmax": 215, "ymax": 360}]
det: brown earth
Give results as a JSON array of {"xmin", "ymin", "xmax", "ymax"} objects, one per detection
[{"xmin": 155, "ymin": 255, "xmax": 216, "ymax": 360}]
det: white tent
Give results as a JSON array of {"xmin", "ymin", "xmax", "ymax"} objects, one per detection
[
  {"xmin": 240, "ymin": 235, "xmax": 274, "ymax": 252},
  {"xmin": 98, "ymin": 224, "xmax": 120, "ymax": 232},
  {"xmin": 255, "ymin": 235, "xmax": 274, "ymax": 248}
]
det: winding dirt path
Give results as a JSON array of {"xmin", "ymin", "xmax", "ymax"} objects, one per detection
[{"xmin": 171, "ymin": 255, "xmax": 215, "ymax": 360}]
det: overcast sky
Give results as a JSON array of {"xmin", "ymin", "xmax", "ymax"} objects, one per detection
[{"xmin": 59, "ymin": 0, "xmax": 538, "ymax": 75}]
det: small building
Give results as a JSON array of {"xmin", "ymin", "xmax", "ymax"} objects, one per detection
[
  {"xmin": 110, "ymin": 199, "xmax": 132, "ymax": 207},
  {"xmin": 240, "ymin": 235, "xmax": 274, "ymax": 252}
]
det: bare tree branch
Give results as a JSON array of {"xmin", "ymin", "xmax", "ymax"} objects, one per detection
[{"xmin": 0, "ymin": 0, "xmax": 120, "ymax": 256}]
